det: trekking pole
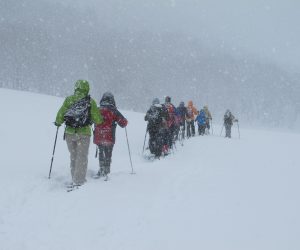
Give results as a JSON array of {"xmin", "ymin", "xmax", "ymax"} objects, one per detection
[
  {"xmin": 142, "ymin": 128, "xmax": 148, "ymax": 154},
  {"xmin": 95, "ymin": 146, "xmax": 98, "ymax": 158},
  {"xmin": 48, "ymin": 126, "xmax": 59, "ymax": 179},
  {"xmin": 93, "ymin": 126, "xmax": 98, "ymax": 158},
  {"xmin": 237, "ymin": 121, "xmax": 240, "ymax": 139},
  {"xmin": 220, "ymin": 124, "xmax": 224, "ymax": 137},
  {"xmin": 211, "ymin": 119, "xmax": 214, "ymax": 135},
  {"xmin": 125, "ymin": 127, "xmax": 135, "ymax": 174}
]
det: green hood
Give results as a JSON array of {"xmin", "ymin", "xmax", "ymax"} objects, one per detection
[
  {"xmin": 55, "ymin": 79, "xmax": 103, "ymax": 135},
  {"xmin": 74, "ymin": 80, "xmax": 90, "ymax": 96}
]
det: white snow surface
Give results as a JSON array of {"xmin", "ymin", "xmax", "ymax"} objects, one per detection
[{"xmin": 0, "ymin": 88, "xmax": 299, "ymax": 250}]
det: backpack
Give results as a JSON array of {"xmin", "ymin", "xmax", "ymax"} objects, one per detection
[
  {"xmin": 147, "ymin": 106, "xmax": 162, "ymax": 125},
  {"xmin": 64, "ymin": 95, "xmax": 91, "ymax": 128},
  {"xmin": 165, "ymin": 103, "xmax": 176, "ymax": 127}
]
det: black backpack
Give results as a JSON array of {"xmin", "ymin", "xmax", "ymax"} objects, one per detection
[
  {"xmin": 64, "ymin": 95, "xmax": 91, "ymax": 128},
  {"xmin": 147, "ymin": 106, "xmax": 163, "ymax": 127}
]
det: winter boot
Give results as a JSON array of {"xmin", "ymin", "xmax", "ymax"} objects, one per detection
[
  {"xmin": 96, "ymin": 167, "xmax": 105, "ymax": 177},
  {"xmin": 162, "ymin": 144, "xmax": 169, "ymax": 155},
  {"xmin": 104, "ymin": 165, "xmax": 110, "ymax": 175}
]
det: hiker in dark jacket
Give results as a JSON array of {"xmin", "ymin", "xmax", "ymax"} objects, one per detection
[
  {"xmin": 145, "ymin": 98, "xmax": 168, "ymax": 157},
  {"xmin": 55, "ymin": 80, "xmax": 103, "ymax": 186},
  {"xmin": 93, "ymin": 92, "xmax": 128, "ymax": 177},
  {"xmin": 223, "ymin": 109, "xmax": 238, "ymax": 138},
  {"xmin": 176, "ymin": 101, "xmax": 187, "ymax": 139}
]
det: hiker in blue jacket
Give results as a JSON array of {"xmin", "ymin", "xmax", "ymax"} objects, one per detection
[{"xmin": 195, "ymin": 109, "xmax": 207, "ymax": 136}]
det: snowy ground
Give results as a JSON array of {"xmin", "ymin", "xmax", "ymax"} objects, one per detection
[{"xmin": 0, "ymin": 88, "xmax": 299, "ymax": 250}]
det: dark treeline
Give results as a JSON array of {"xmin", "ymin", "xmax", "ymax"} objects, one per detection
[{"xmin": 1, "ymin": 0, "xmax": 300, "ymax": 130}]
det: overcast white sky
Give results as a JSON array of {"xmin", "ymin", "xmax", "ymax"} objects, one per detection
[
  {"xmin": 84, "ymin": 0, "xmax": 300, "ymax": 72},
  {"xmin": 181, "ymin": 0, "xmax": 300, "ymax": 72}
]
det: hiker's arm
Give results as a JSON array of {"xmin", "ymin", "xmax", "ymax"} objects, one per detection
[
  {"xmin": 90, "ymin": 99, "xmax": 103, "ymax": 125},
  {"xmin": 55, "ymin": 98, "xmax": 69, "ymax": 125}
]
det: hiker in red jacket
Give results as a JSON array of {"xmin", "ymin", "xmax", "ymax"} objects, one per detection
[{"xmin": 93, "ymin": 92, "xmax": 128, "ymax": 178}]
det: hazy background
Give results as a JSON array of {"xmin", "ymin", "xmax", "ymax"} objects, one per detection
[{"xmin": 1, "ymin": 0, "xmax": 300, "ymax": 129}]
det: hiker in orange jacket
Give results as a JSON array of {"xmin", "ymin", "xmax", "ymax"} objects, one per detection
[{"xmin": 186, "ymin": 101, "xmax": 198, "ymax": 138}]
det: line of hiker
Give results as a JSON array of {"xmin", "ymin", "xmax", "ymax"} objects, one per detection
[
  {"xmin": 144, "ymin": 97, "xmax": 212, "ymax": 158},
  {"xmin": 144, "ymin": 97, "xmax": 239, "ymax": 158},
  {"xmin": 51, "ymin": 80, "xmax": 238, "ymax": 188}
]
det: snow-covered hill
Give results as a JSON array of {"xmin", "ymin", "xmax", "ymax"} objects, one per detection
[{"xmin": 0, "ymin": 88, "xmax": 299, "ymax": 250}]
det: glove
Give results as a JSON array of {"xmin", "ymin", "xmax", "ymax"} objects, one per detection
[{"xmin": 54, "ymin": 122, "xmax": 61, "ymax": 127}]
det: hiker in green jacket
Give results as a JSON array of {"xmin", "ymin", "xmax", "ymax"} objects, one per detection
[{"xmin": 55, "ymin": 80, "xmax": 103, "ymax": 186}]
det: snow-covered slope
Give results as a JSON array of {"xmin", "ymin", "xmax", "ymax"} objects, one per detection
[{"xmin": 0, "ymin": 88, "xmax": 299, "ymax": 250}]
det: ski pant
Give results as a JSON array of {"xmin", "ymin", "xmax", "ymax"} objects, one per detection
[
  {"xmin": 148, "ymin": 130, "xmax": 163, "ymax": 157},
  {"xmin": 65, "ymin": 133, "xmax": 90, "ymax": 185},
  {"xmin": 179, "ymin": 125, "xmax": 185, "ymax": 140},
  {"xmin": 174, "ymin": 125, "xmax": 180, "ymax": 141},
  {"xmin": 186, "ymin": 121, "xmax": 195, "ymax": 138},
  {"xmin": 177, "ymin": 121, "xmax": 186, "ymax": 140},
  {"xmin": 198, "ymin": 124, "xmax": 206, "ymax": 135},
  {"xmin": 180, "ymin": 120, "xmax": 186, "ymax": 131},
  {"xmin": 225, "ymin": 123, "xmax": 232, "ymax": 138},
  {"xmin": 98, "ymin": 144, "xmax": 114, "ymax": 175},
  {"xmin": 166, "ymin": 124, "xmax": 176, "ymax": 149},
  {"xmin": 206, "ymin": 119, "xmax": 210, "ymax": 130},
  {"xmin": 174, "ymin": 125, "xmax": 184, "ymax": 140}
]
